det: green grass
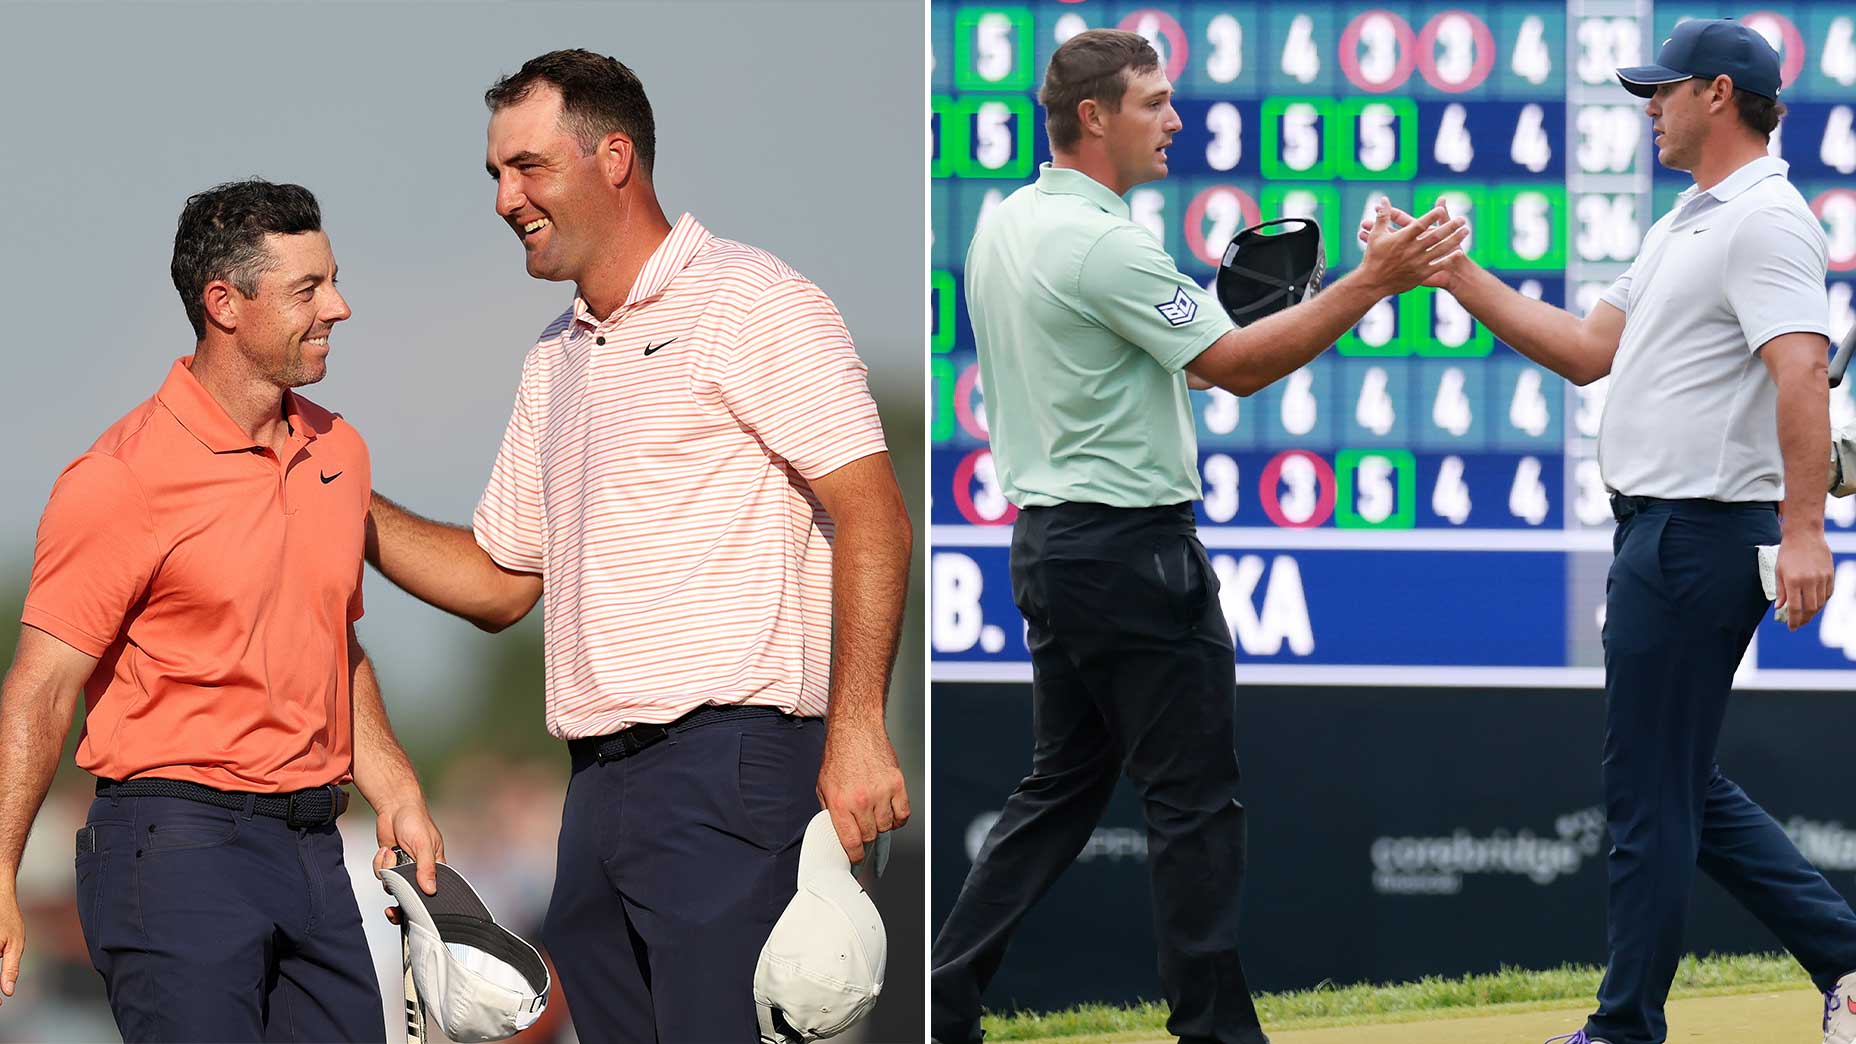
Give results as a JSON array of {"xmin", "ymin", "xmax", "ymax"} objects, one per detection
[{"xmin": 980, "ymin": 951, "xmax": 1814, "ymax": 1041}]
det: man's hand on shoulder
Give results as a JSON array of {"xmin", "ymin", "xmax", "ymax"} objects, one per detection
[{"xmin": 816, "ymin": 717, "xmax": 910, "ymax": 865}]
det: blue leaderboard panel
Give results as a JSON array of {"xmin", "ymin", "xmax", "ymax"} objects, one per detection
[{"xmin": 931, "ymin": 0, "xmax": 1856, "ymax": 687}]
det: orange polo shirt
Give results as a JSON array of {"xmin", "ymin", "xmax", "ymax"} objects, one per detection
[{"xmin": 22, "ymin": 356, "xmax": 368, "ymax": 791}]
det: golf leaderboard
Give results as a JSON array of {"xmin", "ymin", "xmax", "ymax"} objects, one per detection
[{"xmin": 930, "ymin": 1, "xmax": 1856, "ymax": 685}]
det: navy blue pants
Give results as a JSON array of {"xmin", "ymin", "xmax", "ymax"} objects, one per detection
[
  {"xmin": 75, "ymin": 793, "xmax": 383, "ymax": 1043},
  {"xmin": 1586, "ymin": 498, "xmax": 1856, "ymax": 1044},
  {"xmin": 542, "ymin": 709, "xmax": 825, "ymax": 1044},
  {"xmin": 931, "ymin": 503, "xmax": 1267, "ymax": 1044}
]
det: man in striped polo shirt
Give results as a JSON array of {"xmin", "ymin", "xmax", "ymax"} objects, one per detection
[{"xmin": 366, "ymin": 51, "xmax": 912, "ymax": 1042}]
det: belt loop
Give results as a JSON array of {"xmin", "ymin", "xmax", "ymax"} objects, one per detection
[{"xmin": 240, "ymin": 794, "xmax": 257, "ymax": 820}]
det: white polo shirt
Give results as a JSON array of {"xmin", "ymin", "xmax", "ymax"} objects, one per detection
[{"xmin": 1598, "ymin": 156, "xmax": 1832, "ymax": 502}]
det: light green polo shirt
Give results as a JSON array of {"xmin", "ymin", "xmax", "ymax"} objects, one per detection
[{"xmin": 968, "ymin": 164, "xmax": 1233, "ymax": 508}]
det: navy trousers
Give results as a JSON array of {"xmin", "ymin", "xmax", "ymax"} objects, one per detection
[
  {"xmin": 542, "ymin": 709, "xmax": 825, "ymax": 1044},
  {"xmin": 1586, "ymin": 498, "xmax": 1856, "ymax": 1044},
  {"xmin": 931, "ymin": 503, "xmax": 1267, "ymax": 1044},
  {"xmin": 75, "ymin": 792, "xmax": 383, "ymax": 1043}
]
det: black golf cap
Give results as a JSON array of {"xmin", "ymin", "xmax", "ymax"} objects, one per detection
[{"xmin": 1617, "ymin": 18, "xmax": 1783, "ymax": 100}]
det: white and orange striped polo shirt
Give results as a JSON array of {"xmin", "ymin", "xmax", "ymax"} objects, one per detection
[{"xmin": 472, "ymin": 214, "xmax": 889, "ymax": 739}]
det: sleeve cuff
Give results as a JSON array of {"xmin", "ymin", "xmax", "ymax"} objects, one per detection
[
  {"xmin": 1161, "ymin": 318, "xmax": 1236, "ymax": 375},
  {"xmin": 20, "ymin": 605, "xmax": 111, "ymax": 659},
  {"xmin": 1747, "ymin": 322, "xmax": 1833, "ymax": 353}
]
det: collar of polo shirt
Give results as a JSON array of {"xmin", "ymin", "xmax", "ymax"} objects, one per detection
[
  {"xmin": 1678, "ymin": 154, "xmax": 1789, "ymax": 206},
  {"xmin": 570, "ymin": 213, "xmax": 713, "ymax": 331},
  {"xmin": 156, "ymin": 356, "xmax": 326, "ymax": 454},
  {"xmin": 1035, "ymin": 163, "xmax": 1131, "ymax": 220}
]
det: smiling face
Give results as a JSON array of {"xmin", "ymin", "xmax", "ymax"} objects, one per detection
[
  {"xmin": 1098, "ymin": 65, "xmax": 1181, "ymax": 191},
  {"xmin": 229, "ymin": 231, "xmax": 349, "ymax": 387},
  {"xmin": 486, "ymin": 83, "xmax": 616, "ymax": 285}
]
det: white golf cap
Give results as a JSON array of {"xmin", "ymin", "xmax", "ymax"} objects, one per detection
[
  {"xmin": 754, "ymin": 812, "xmax": 888, "ymax": 1043},
  {"xmin": 380, "ymin": 861, "xmax": 550, "ymax": 1043}
]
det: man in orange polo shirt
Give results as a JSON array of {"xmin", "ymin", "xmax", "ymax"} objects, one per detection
[{"xmin": 0, "ymin": 179, "xmax": 444, "ymax": 1042}]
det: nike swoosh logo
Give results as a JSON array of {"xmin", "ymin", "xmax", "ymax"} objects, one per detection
[
  {"xmin": 643, "ymin": 338, "xmax": 677, "ymax": 356},
  {"xmin": 320, "ymin": 471, "xmax": 342, "ymax": 484},
  {"xmin": 1692, "ymin": 227, "xmax": 1709, "ymax": 234}
]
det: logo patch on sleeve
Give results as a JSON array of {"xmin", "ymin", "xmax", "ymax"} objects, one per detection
[{"xmin": 1155, "ymin": 287, "xmax": 1198, "ymax": 327}]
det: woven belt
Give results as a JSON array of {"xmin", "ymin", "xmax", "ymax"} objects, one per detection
[
  {"xmin": 96, "ymin": 778, "xmax": 349, "ymax": 828},
  {"xmin": 568, "ymin": 704, "xmax": 790, "ymax": 764}
]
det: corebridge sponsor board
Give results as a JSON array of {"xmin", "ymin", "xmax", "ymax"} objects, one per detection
[{"xmin": 933, "ymin": 683, "xmax": 1856, "ymax": 1012}]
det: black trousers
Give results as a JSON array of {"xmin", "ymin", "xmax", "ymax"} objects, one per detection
[{"xmin": 931, "ymin": 502, "xmax": 1268, "ymax": 1044}]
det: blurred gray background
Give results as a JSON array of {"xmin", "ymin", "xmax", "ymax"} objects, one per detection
[{"xmin": 0, "ymin": 2, "xmax": 925, "ymax": 1041}]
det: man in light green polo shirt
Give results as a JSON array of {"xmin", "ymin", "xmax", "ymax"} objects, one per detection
[{"xmin": 930, "ymin": 28, "xmax": 1466, "ymax": 1044}]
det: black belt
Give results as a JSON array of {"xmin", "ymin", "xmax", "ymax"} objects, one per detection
[
  {"xmin": 96, "ymin": 778, "xmax": 349, "ymax": 828},
  {"xmin": 1609, "ymin": 493, "xmax": 1779, "ymax": 522},
  {"xmin": 568, "ymin": 704, "xmax": 791, "ymax": 764}
]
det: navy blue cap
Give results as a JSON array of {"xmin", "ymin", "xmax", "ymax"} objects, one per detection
[{"xmin": 1616, "ymin": 18, "xmax": 1782, "ymax": 100}]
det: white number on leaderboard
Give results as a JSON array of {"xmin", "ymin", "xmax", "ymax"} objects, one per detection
[
  {"xmin": 1823, "ymin": 196, "xmax": 1856, "ymax": 269},
  {"xmin": 1355, "ymin": 455, "xmax": 1397, "ymax": 524},
  {"xmin": 1826, "ymin": 17, "xmax": 1856, "ymax": 86},
  {"xmin": 1511, "ymin": 15, "xmax": 1552, "ymax": 84},
  {"xmin": 1357, "ymin": 297, "xmax": 1397, "ymax": 348},
  {"xmin": 1509, "ymin": 192, "xmax": 1552, "ymax": 263},
  {"xmin": 1278, "ymin": 454, "xmax": 1321, "ymax": 524},
  {"xmin": 1512, "ymin": 104, "xmax": 1552, "ymax": 173},
  {"xmin": 1282, "ymin": 14, "xmax": 1320, "ymax": 83},
  {"xmin": 1207, "ymin": 102, "xmax": 1243, "ymax": 171},
  {"xmin": 1510, "ymin": 457, "xmax": 1549, "ymax": 525},
  {"xmin": 1510, "ymin": 369, "xmax": 1550, "ymax": 437},
  {"xmin": 1826, "ymin": 107, "xmax": 1856, "ymax": 176},
  {"xmin": 972, "ymin": 451, "xmax": 1011, "ymax": 522},
  {"xmin": 1576, "ymin": 195, "xmax": 1640, "ymax": 262},
  {"xmin": 1433, "ymin": 367, "xmax": 1472, "ymax": 436},
  {"xmin": 1358, "ymin": 13, "xmax": 1403, "ymax": 86},
  {"xmin": 1574, "ymin": 459, "xmax": 1610, "ymax": 526},
  {"xmin": 1431, "ymin": 13, "xmax": 1480, "ymax": 87},
  {"xmin": 974, "ymin": 13, "xmax": 1018, "ymax": 83},
  {"xmin": 1281, "ymin": 189, "xmax": 1321, "ymax": 221},
  {"xmin": 973, "ymin": 188, "xmax": 1007, "ymax": 237},
  {"xmin": 1576, "ymin": 19, "xmax": 1642, "ymax": 85},
  {"xmin": 1207, "ymin": 14, "xmax": 1243, "ymax": 82},
  {"xmin": 1434, "ymin": 291, "xmax": 1473, "ymax": 348},
  {"xmin": 1358, "ymin": 103, "xmax": 1399, "ymax": 173},
  {"xmin": 1203, "ymin": 453, "xmax": 1241, "ymax": 523},
  {"xmin": 931, "ymin": 552, "xmax": 1000, "ymax": 653},
  {"xmin": 1054, "ymin": 12, "xmax": 1087, "ymax": 43},
  {"xmin": 1436, "ymin": 104, "xmax": 1474, "ymax": 172},
  {"xmin": 1203, "ymin": 387, "xmax": 1241, "ymax": 434},
  {"xmin": 1130, "ymin": 189, "xmax": 1167, "ymax": 248},
  {"xmin": 1576, "ymin": 106, "xmax": 1639, "ymax": 173},
  {"xmin": 1818, "ymin": 562, "xmax": 1856, "ymax": 659},
  {"xmin": 1281, "ymin": 102, "xmax": 1323, "ymax": 172},
  {"xmin": 1832, "ymin": 283, "xmax": 1854, "ymax": 344},
  {"xmin": 1357, "ymin": 367, "xmax": 1396, "ymax": 435},
  {"xmin": 1434, "ymin": 455, "xmax": 1472, "ymax": 524},
  {"xmin": 1204, "ymin": 191, "xmax": 1245, "ymax": 255},
  {"xmin": 973, "ymin": 101, "xmax": 1017, "ymax": 172},
  {"xmin": 1281, "ymin": 369, "xmax": 1319, "ymax": 436}
]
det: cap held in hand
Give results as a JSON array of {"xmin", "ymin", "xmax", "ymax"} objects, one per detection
[
  {"xmin": 379, "ymin": 860, "xmax": 550, "ymax": 1042},
  {"xmin": 754, "ymin": 811, "xmax": 888, "ymax": 1043}
]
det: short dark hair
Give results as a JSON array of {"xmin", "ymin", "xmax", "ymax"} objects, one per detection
[
  {"xmin": 485, "ymin": 49, "xmax": 657, "ymax": 176},
  {"xmin": 1039, "ymin": 29, "xmax": 1160, "ymax": 151},
  {"xmin": 1687, "ymin": 77, "xmax": 1788, "ymax": 140},
  {"xmin": 170, "ymin": 179, "xmax": 322, "ymax": 340}
]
